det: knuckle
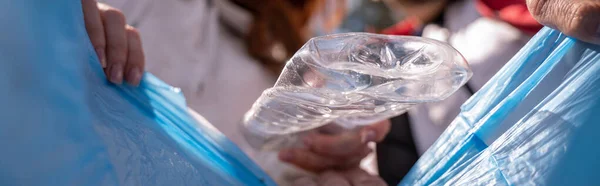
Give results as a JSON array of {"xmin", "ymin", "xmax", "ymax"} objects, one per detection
[
  {"xmin": 316, "ymin": 140, "xmax": 353, "ymax": 155},
  {"xmin": 313, "ymin": 142, "xmax": 331, "ymax": 152},
  {"xmin": 296, "ymin": 151, "xmax": 314, "ymax": 164},
  {"xmin": 529, "ymin": 0, "xmax": 563, "ymax": 27},
  {"xmin": 85, "ymin": 21, "xmax": 104, "ymax": 32},
  {"xmin": 312, "ymin": 156, "xmax": 329, "ymax": 166},
  {"xmin": 527, "ymin": 0, "xmax": 565, "ymax": 26},
  {"xmin": 126, "ymin": 27, "xmax": 142, "ymax": 41},
  {"xmin": 564, "ymin": 2, "xmax": 596, "ymax": 34},
  {"xmin": 91, "ymin": 38, "xmax": 106, "ymax": 49},
  {"xmin": 318, "ymin": 143, "xmax": 346, "ymax": 155},
  {"xmin": 102, "ymin": 8, "xmax": 126, "ymax": 23},
  {"xmin": 107, "ymin": 49, "xmax": 127, "ymax": 64},
  {"xmin": 108, "ymin": 42, "xmax": 127, "ymax": 51},
  {"xmin": 110, "ymin": 58, "xmax": 127, "ymax": 66},
  {"xmin": 311, "ymin": 156, "xmax": 334, "ymax": 168},
  {"xmin": 527, "ymin": 0, "xmax": 547, "ymax": 19}
]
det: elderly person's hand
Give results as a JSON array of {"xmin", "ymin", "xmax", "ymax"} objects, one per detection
[
  {"xmin": 278, "ymin": 120, "xmax": 390, "ymax": 172},
  {"xmin": 82, "ymin": 0, "xmax": 145, "ymax": 86},
  {"xmin": 292, "ymin": 167, "xmax": 387, "ymax": 186},
  {"xmin": 527, "ymin": 0, "xmax": 600, "ymax": 44}
]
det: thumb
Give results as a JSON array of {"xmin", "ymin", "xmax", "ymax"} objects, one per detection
[
  {"xmin": 527, "ymin": 0, "xmax": 600, "ymax": 44},
  {"xmin": 360, "ymin": 119, "xmax": 391, "ymax": 143}
]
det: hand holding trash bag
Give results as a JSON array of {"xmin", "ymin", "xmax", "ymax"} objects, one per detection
[
  {"xmin": 81, "ymin": 0, "xmax": 145, "ymax": 86},
  {"xmin": 278, "ymin": 120, "xmax": 390, "ymax": 172},
  {"xmin": 527, "ymin": 0, "xmax": 600, "ymax": 44}
]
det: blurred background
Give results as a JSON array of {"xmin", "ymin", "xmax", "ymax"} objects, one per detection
[
  {"xmin": 98, "ymin": 0, "xmax": 542, "ymax": 185},
  {"xmin": 338, "ymin": 0, "xmax": 398, "ymax": 33}
]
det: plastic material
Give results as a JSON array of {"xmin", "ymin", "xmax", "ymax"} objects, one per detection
[
  {"xmin": 400, "ymin": 27, "xmax": 600, "ymax": 185},
  {"xmin": 0, "ymin": 1, "xmax": 275, "ymax": 186},
  {"xmin": 242, "ymin": 33, "xmax": 471, "ymax": 150}
]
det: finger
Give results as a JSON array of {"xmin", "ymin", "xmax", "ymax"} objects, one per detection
[
  {"xmin": 99, "ymin": 5, "xmax": 128, "ymax": 84},
  {"xmin": 305, "ymin": 120, "xmax": 390, "ymax": 157},
  {"xmin": 360, "ymin": 119, "xmax": 391, "ymax": 143},
  {"xmin": 342, "ymin": 168, "xmax": 388, "ymax": 186},
  {"xmin": 278, "ymin": 148, "xmax": 339, "ymax": 172},
  {"xmin": 124, "ymin": 26, "xmax": 144, "ymax": 86},
  {"xmin": 527, "ymin": 0, "xmax": 600, "ymax": 44},
  {"xmin": 318, "ymin": 171, "xmax": 351, "ymax": 186},
  {"xmin": 316, "ymin": 123, "xmax": 345, "ymax": 135},
  {"xmin": 292, "ymin": 177, "xmax": 318, "ymax": 186},
  {"xmin": 81, "ymin": 0, "xmax": 106, "ymax": 67},
  {"xmin": 336, "ymin": 147, "xmax": 373, "ymax": 170},
  {"xmin": 303, "ymin": 130, "xmax": 364, "ymax": 157}
]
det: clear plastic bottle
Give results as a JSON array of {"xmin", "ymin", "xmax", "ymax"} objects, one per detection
[{"xmin": 241, "ymin": 33, "xmax": 472, "ymax": 150}]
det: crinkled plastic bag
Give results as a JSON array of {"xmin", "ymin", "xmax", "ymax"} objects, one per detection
[
  {"xmin": 242, "ymin": 33, "xmax": 471, "ymax": 150},
  {"xmin": 400, "ymin": 27, "xmax": 600, "ymax": 185},
  {"xmin": 0, "ymin": 1, "xmax": 274, "ymax": 186}
]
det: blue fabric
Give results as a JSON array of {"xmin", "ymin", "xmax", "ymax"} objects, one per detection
[
  {"xmin": 400, "ymin": 27, "xmax": 600, "ymax": 185},
  {"xmin": 0, "ymin": 1, "xmax": 275, "ymax": 186}
]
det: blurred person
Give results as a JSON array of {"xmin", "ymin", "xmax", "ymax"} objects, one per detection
[
  {"xmin": 83, "ymin": 0, "xmax": 598, "ymax": 185},
  {"xmin": 338, "ymin": 0, "xmax": 397, "ymax": 33},
  {"xmin": 82, "ymin": 0, "xmax": 390, "ymax": 184},
  {"xmin": 82, "ymin": 0, "xmax": 345, "ymax": 183},
  {"xmin": 288, "ymin": 0, "xmax": 600, "ymax": 184},
  {"xmin": 283, "ymin": 0, "xmax": 545, "ymax": 185}
]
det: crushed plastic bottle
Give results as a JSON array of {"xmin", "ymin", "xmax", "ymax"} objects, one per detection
[{"xmin": 241, "ymin": 33, "xmax": 472, "ymax": 150}]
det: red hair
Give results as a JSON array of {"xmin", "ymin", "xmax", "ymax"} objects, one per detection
[{"xmin": 232, "ymin": 0, "xmax": 326, "ymax": 75}]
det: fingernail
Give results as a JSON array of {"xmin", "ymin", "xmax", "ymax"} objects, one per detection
[
  {"xmin": 361, "ymin": 130, "xmax": 377, "ymax": 143},
  {"xmin": 279, "ymin": 150, "xmax": 294, "ymax": 161},
  {"xmin": 110, "ymin": 65, "xmax": 123, "ymax": 84},
  {"xmin": 95, "ymin": 48, "xmax": 106, "ymax": 68},
  {"xmin": 127, "ymin": 67, "xmax": 142, "ymax": 86}
]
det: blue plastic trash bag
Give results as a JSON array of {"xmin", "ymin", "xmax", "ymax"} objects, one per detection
[
  {"xmin": 400, "ymin": 27, "xmax": 600, "ymax": 185},
  {"xmin": 0, "ymin": 1, "xmax": 275, "ymax": 186}
]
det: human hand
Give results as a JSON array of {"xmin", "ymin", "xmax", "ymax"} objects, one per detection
[
  {"xmin": 292, "ymin": 167, "xmax": 387, "ymax": 186},
  {"xmin": 82, "ymin": 0, "xmax": 145, "ymax": 86},
  {"xmin": 527, "ymin": 0, "xmax": 600, "ymax": 44},
  {"xmin": 278, "ymin": 119, "xmax": 391, "ymax": 172}
]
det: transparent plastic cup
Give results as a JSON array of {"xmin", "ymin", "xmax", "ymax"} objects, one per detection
[{"xmin": 241, "ymin": 33, "xmax": 472, "ymax": 150}]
